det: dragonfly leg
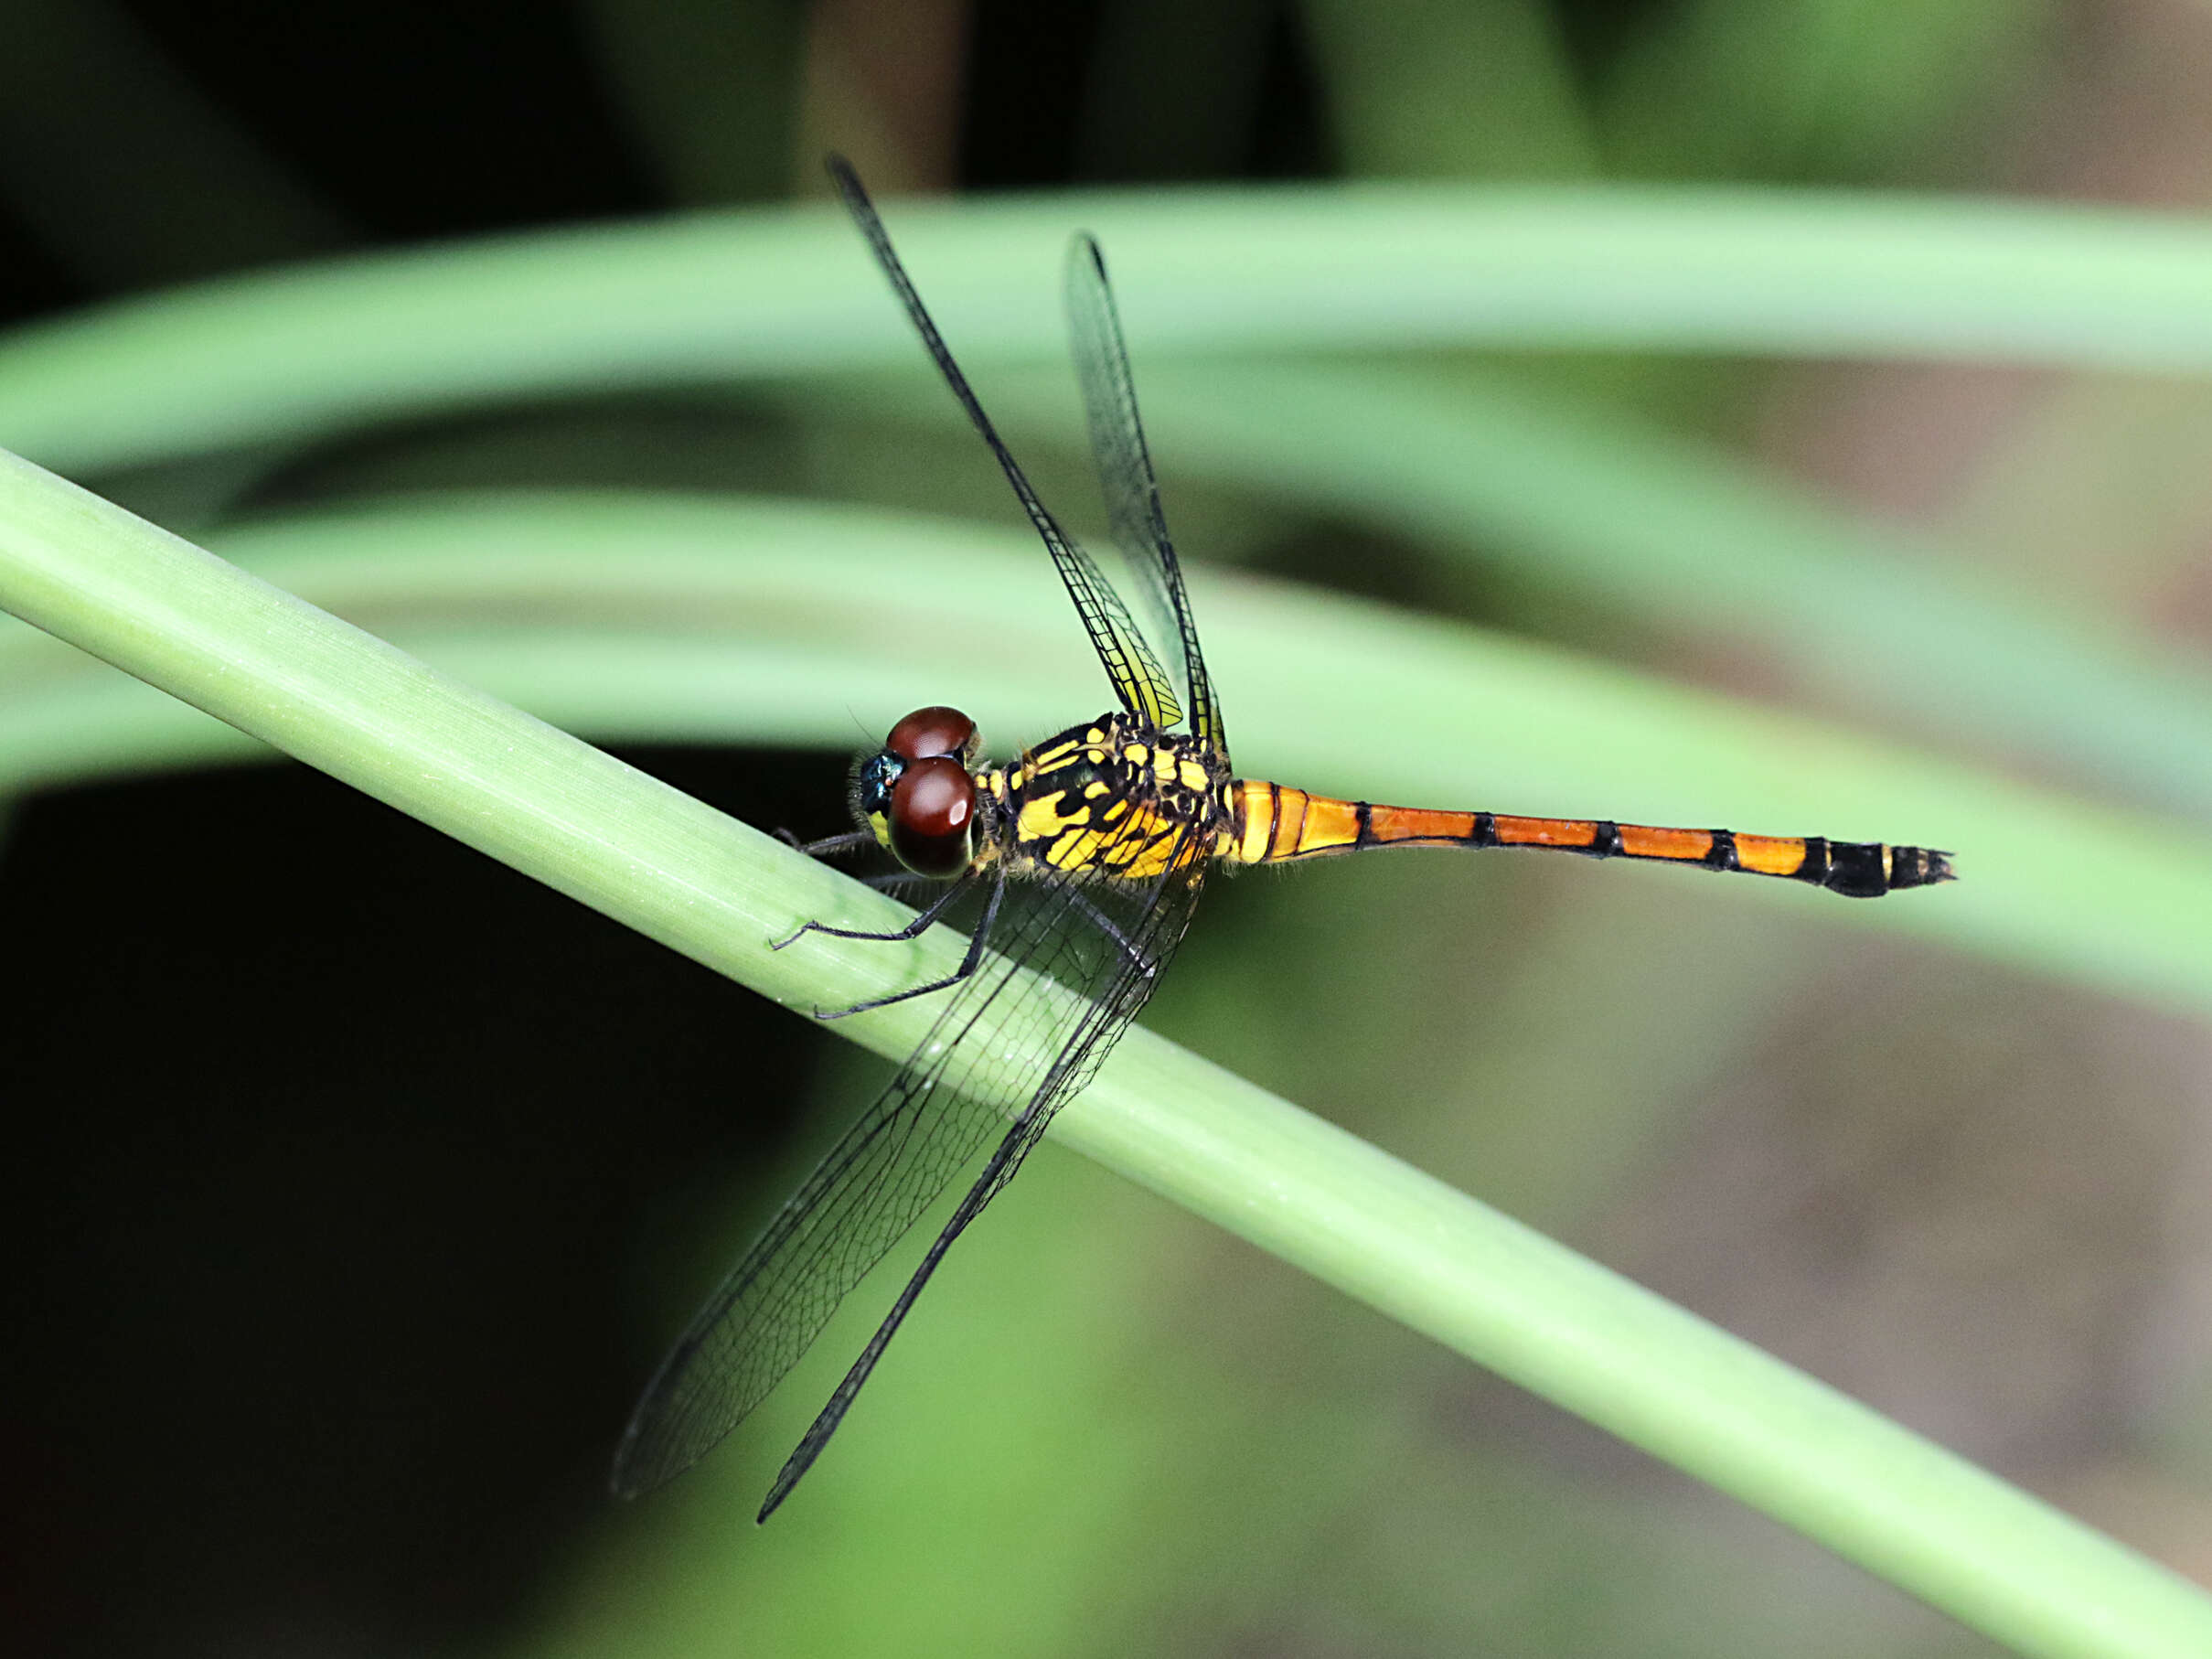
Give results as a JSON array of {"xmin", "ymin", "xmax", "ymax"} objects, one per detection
[
  {"xmin": 809, "ymin": 865, "xmax": 1009, "ymax": 1021},
  {"xmin": 778, "ymin": 827, "xmax": 878, "ymax": 858},
  {"xmin": 774, "ymin": 868, "xmax": 975, "ymax": 953}
]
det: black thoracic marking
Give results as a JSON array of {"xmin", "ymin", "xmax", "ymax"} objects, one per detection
[
  {"xmin": 1470, "ymin": 811, "xmax": 1498, "ymax": 848},
  {"xmin": 1591, "ymin": 820, "xmax": 1623, "ymax": 858},
  {"xmin": 1704, "ymin": 830, "xmax": 1741, "ymax": 872},
  {"xmin": 1824, "ymin": 840, "xmax": 1888, "ymax": 898}
]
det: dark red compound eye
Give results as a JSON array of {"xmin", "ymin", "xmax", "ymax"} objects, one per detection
[
  {"xmin": 887, "ymin": 755, "xmax": 977, "ymax": 878},
  {"xmin": 884, "ymin": 705, "xmax": 975, "ymax": 764}
]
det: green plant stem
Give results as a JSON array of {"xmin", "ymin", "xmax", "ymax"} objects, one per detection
[
  {"xmin": 8, "ymin": 187, "xmax": 2212, "ymax": 474},
  {"xmin": 5, "ymin": 490, "xmax": 2210, "ymax": 1019},
  {"xmin": 6, "ymin": 187, "xmax": 2210, "ymax": 837},
  {"xmin": 2, "ymin": 456, "xmax": 2209, "ymax": 1655}
]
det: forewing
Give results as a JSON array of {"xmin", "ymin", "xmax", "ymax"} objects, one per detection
[
  {"xmin": 1063, "ymin": 233, "xmax": 1227, "ymax": 760},
  {"xmin": 611, "ymin": 828, "xmax": 1208, "ymax": 1501},
  {"xmin": 828, "ymin": 157, "xmax": 1183, "ymax": 731}
]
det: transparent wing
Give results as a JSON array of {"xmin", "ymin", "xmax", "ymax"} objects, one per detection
[
  {"xmin": 828, "ymin": 157, "xmax": 1184, "ymax": 732},
  {"xmin": 611, "ymin": 826, "xmax": 1208, "ymax": 1510},
  {"xmin": 1063, "ymin": 234, "xmax": 1227, "ymax": 760}
]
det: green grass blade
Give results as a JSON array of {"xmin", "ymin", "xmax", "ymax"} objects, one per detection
[
  {"xmin": 1070, "ymin": 1040, "xmax": 2212, "ymax": 1659},
  {"xmin": 6, "ymin": 186, "xmax": 2209, "ymax": 835},
  {"xmin": 8, "ymin": 187, "xmax": 2212, "ymax": 475},
  {"xmin": 4, "ymin": 488, "xmax": 2210, "ymax": 1015},
  {"xmin": 4, "ymin": 458, "xmax": 2210, "ymax": 1657}
]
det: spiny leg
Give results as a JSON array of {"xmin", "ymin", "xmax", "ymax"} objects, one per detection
[
  {"xmin": 809, "ymin": 863, "xmax": 1010, "ymax": 1021},
  {"xmin": 777, "ymin": 827, "xmax": 878, "ymax": 858},
  {"xmin": 858, "ymin": 872, "xmax": 929, "ymax": 894},
  {"xmin": 774, "ymin": 867, "xmax": 977, "ymax": 952}
]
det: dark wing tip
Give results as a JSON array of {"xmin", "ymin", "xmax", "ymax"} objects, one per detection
[
  {"xmin": 608, "ymin": 1369, "xmax": 721, "ymax": 1503},
  {"xmin": 607, "ymin": 1425, "xmax": 675, "ymax": 1503}
]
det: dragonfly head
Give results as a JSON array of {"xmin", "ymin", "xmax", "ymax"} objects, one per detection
[{"xmin": 856, "ymin": 706, "xmax": 980, "ymax": 878}]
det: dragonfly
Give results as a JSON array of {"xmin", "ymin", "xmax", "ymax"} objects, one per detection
[{"xmin": 612, "ymin": 157, "xmax": 1956, "ymax": 1522}]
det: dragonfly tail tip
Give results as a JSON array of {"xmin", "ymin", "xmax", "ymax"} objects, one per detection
[{"xmin": 1894, "ymin": 846, "xmax": 1956, "ymax": 889}]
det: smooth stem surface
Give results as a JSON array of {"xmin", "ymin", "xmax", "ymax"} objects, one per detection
[
  {"xmin": 10, "ymin": 186, "xmax": 2212, "ymax": 833},
  {"xmin": 6, "ymin": 491, "xmax": 2212, "ymax": 1019},
  {"xmin": 2, "ymin": 454, "xmax": 2210, "ymax": 1654},
  {"xmin": 1071, "ymin": 1044, "xmax": 2212, "ymax": 1659},
  {"xmin": 10, "ymin": 187, "xmax": 2212, "ymax": 474}
]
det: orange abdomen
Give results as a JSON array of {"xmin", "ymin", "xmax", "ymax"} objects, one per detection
[{"xmin": 1224, "ymin": 780, "xmax": 1951, "ymax": 898}]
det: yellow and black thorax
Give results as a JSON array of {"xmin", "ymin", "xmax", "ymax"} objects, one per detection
[{"xmin": 986, "ymin": 712, "xmax": 1236, "ymax": 883}]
